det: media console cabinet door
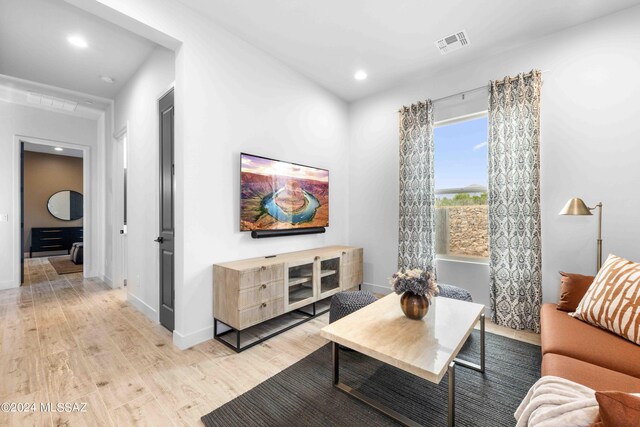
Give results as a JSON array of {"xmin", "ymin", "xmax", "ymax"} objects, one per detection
[
  {"xmin": 318, "ymin": 254, "xmax": 342, "ymax": 299},
  {"xmin": 341, "ymin": 248, "xmax": 364, "ymax": 290},
  {"xmin": 285, "ymin": 258, "xmax": 316, "ymax": 311}
]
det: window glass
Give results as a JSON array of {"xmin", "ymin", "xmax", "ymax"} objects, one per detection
[{"xmin": 434, "ymin": 115, "xmax": 488, "ymax": 259}]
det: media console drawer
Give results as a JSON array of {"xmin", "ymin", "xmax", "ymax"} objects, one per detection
[
  {"xmin": 239, "ymin": 265, "xmax": 284, "ymax": 289},
  {"xmin": 238, "ymin": 298, "xmax": 285, "ymax": 329},
  {"xmin": 238, "ymin": 281, "xmax": 284, "ymax": 309}
]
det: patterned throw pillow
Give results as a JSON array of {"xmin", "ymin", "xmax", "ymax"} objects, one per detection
[{"xmin": 571, "ymin": 254, "xmax": 640, "ymax": 345}]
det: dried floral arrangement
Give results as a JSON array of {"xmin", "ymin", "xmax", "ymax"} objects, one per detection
[{"xmin": 390, "ymin": 268, "xmax": 438, "ymax": 298}]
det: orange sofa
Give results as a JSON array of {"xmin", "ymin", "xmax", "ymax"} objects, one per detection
[{"xmin": 540, "ymin": 303, "xmax": 640, "ymax": 392}]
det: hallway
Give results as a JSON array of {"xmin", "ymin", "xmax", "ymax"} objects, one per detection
[{"xmin": 1, "ymin": 258, "xmax": 329, "ymax": 426}]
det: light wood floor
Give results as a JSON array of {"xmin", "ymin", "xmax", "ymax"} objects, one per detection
[{"xmin": 1, "ymin": 258, "xmax": 539, "ymax": 426}]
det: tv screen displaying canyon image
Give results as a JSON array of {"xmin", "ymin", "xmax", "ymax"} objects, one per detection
[{"xmin": 240, "ymin": 153, "xmax": 329, "ymax": 231}]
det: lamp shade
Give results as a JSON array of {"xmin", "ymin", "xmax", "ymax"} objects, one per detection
[{"xmin": 559, "ymin": 198, "xmax": 592, "ymax": 215}]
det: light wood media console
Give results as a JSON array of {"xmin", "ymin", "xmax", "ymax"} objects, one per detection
[{"xmin": 213, "ymin": 245, "xmax": 363, "ymax": 352}]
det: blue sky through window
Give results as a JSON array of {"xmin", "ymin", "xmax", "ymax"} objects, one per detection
[{"xmin": 434, "ymin": 116, "xmax": 488, "ymax": 190}]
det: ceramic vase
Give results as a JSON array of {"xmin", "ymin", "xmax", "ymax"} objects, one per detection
[{"xmin": 400, "ymin": 291, "xmax": 430, "ymax": 320}]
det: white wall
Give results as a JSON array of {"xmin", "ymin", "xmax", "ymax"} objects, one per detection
[
  {"xmin": 113, "ymin": 46, "xmax": 175, "ymax": 319},
  {"xmin": 349, "ymin": 6, "xmax": 640, "ymax": 309},
  {"xmin": 0, "ymin": 101, "xmax": 100, "ymax": 289},
  {"xmin": 86, "ymin": 0, "xmax": 350, "ymax": 347},
  {"xmin": 81, "ymin": 0, "xmax": 640, "ymax": 342}
]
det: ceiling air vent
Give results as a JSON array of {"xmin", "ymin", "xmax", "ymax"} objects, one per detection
[
  {"xmin": 435, "ymin": 30, "xmax": 470, "ymax": 55},
  {"xmin": 27, "ymin": 92, "xmax": 78, "ymax": 112}
]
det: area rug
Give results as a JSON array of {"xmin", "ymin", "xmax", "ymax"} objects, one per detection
[
  {"xmin": 48, "ymin": 256, "xmax": 83, "ymax": 274},
  {"xmin": 201, "ymin": 331, "xmax": 541, "ymax": 427}
]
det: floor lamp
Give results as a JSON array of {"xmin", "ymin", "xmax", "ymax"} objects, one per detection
[{"xmin": 559, "ymin": 198, "xmax": 603, "ymax": 271}]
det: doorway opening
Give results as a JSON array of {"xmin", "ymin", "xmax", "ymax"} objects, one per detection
[{"xmin": 19, "ymin": 137, "xmax": 90, "ymax": 284}]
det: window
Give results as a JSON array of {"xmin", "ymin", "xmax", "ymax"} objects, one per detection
[{"xmin": 434, "ymin": 114, "xmax": 488, "ymax": 260}]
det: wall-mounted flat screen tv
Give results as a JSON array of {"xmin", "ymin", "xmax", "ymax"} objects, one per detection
[{"xmin": 240, "ymin": 153, "xmax": 329, "ymax": 231}]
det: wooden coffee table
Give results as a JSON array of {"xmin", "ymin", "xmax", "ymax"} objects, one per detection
[{"xmin": 320, "ymin": 293, "xmax": 485, "ymax": 427}]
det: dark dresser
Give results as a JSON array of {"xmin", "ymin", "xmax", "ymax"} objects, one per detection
[{"xmin": 30, "ymin": 227, "xmax": 83, "ymax": 257}]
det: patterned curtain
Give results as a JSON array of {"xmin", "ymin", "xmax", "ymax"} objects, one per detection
[
  {"xmin": 398, "ymin": 100, "xmax": 436, "ymax": 276},
  {"xmin": 488, "ymin": 71, "xmax": 542, "ymax": 333}
]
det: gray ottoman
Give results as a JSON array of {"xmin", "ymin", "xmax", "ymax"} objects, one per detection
[
  {"xmin": 329, "ymin": 291, "xmax": 377, "ymax": 323},
  {"xmin": 437, "ymin": 283, "xmax": 473, "ymax": 302},
  {"xmin": 70, "ymin": 242, "xmax": 84, "ymax": 265}
]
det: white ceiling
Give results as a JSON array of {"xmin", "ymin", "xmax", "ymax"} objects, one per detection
[
  {"xmin": 23, "ymin": 142, "xmax": 83, "ymax": 158},
  {"xmin": 0, "ymin": 0, "xmax": 159, "ymax": 98},
  {"xmin": 178, "ymin": 0, "xmax": 640, "ymax": 101}
]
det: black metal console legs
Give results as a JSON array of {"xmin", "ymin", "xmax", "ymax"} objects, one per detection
[{"xmin": 214, "ymin": 301, "xmax": 331, "ymax": 353}]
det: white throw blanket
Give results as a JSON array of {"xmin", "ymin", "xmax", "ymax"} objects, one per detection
[{"xmin": 514, "ymin": 376, "xmax": 598, "ymax": 427}]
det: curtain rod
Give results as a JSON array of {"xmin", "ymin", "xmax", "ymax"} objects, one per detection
[{"xmin": 398, "ymin": 70, "xmax": 549, "ymax": 112}]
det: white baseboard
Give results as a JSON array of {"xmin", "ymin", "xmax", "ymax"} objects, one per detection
[
  {"xmin": 0, "ymin": 279, "xmax": 19, "ymax": 291},
  {"xmin": 86, "ymin": 269, "xmax": 99, "ymax": 279},
  {"xmin": 127, "ymin": 292, "xmax": 158, "ymax": 322},
  {"xmin": 101, "ymin": 275, "xmax": 113, "ymax": 288},
  {"xmin": 362, "ymin": 282, "xmax": 392, "ymax": 296},
  {"xmin": 173, "ymin": 325, "xmax": 214, "ymax": 350}
]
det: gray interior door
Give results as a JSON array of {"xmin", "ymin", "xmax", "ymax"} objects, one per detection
[
  {"xmin": 158, "ymin": 89, "xmax": 175, "ymax": 331},
  {"xmin": 20, "ymin": 142, "xmax": 24, "ymax": 284}
]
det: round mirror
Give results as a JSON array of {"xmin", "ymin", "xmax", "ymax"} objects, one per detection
[{"xmin": 47, "ymin": 190, "xmax": 83, "ymax": 221}]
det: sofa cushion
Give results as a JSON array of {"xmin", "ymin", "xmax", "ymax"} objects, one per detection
[
  {"xmin": 571, "ymin": 254, "xmax": 640, "ymax": 345},
  {"xmin": 541, "ymin": 304, "xmax": 640, "ymax": 378},
  {"xmin": 542, "ymin": 353, "xmax": 640, "ymax": 392},
  {"xmin": 594, "ymin": 391, "xmax": 640, "ymax": 427},
  {"xmin": 557, "ymin": 271, "xmax": 594, "ymax": 312}
]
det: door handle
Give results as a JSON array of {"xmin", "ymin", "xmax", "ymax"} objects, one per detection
[{"xmin": 154, "ymin": 237, "xmax": 164, "ymax": 243}]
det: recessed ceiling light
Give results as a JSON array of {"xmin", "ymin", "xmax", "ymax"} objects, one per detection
[
  {"xmin": 67, "ymin": 35, "xmax": 88, "ymax": 49},
  {"xmin": 354, "ymin": 70, "xmax": 368, "ymax": 81},
  {"xmin": 54, "ymin": 147, "xmax": 64, "ymax": 152},
  {"xmin": 100, "ymin": 75, "xmax": 115, "ymax": 84}
]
